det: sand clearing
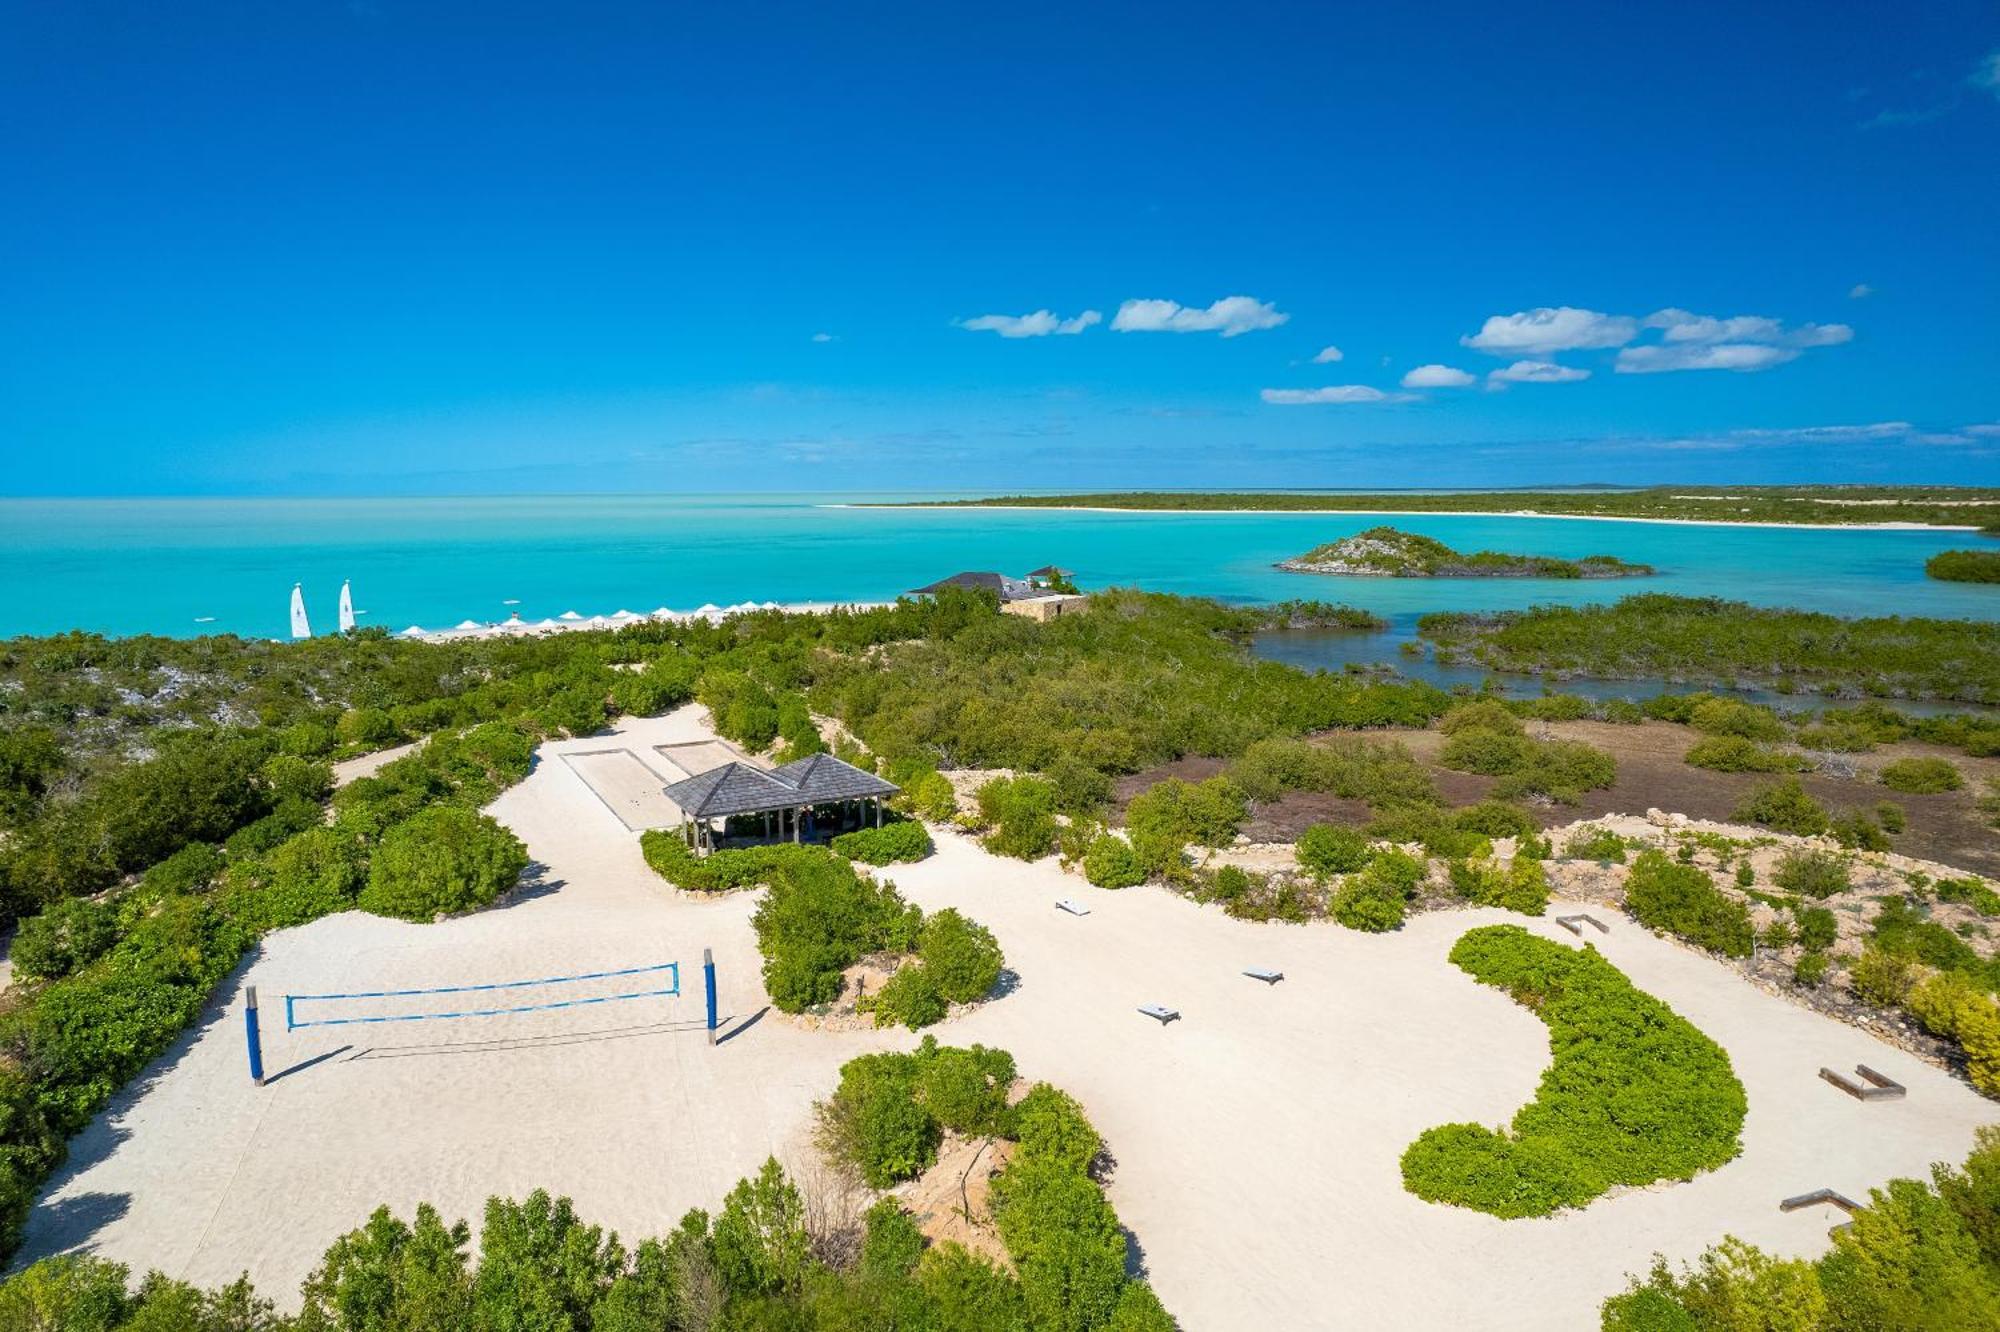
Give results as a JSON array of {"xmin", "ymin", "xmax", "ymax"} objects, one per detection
[{"xmin": 17, "ymin": 706, "xmax": 2000, "ymax": 1329}]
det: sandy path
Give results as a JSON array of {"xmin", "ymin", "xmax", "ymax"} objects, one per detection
[
  {"xmin": 18, "ymin": 707, "xmax": 2000, "ymax": 1329},
  {"xmin": 886, "ymin": 835, "xmax": 2000, "ymax": 1331}
]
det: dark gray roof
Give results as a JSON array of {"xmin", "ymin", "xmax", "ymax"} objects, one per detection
[
  {"xmin": 1026, "ymin": 565, "xmax": 1073, "ymax": 578},
  {"xmin": 906, "ymin": 571, "xmax": 1036, "ymax": 601},
  {"xmin": 663, "ymin": 754, "xmax": 900, "ymax": 819},
  {"xmin": 767, "ymin": 752, "xmax": 901, "ymax": 802}
]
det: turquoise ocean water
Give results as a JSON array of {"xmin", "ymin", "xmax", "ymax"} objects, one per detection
[{"xmin": 0, "ymin": 494, "xmax": 1995, "ymax": 641}]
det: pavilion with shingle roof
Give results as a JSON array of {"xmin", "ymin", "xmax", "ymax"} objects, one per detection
[{"xmin": 662, "ymin": 753, "xmax": 900, "ymax": 854}]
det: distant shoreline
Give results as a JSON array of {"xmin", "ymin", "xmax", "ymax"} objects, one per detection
[{"xmin": 826, "ymin": 502, "xmax": 1979, "ymax": 532}]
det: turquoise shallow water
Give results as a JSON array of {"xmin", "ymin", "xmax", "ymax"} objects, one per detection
[{"xmin": 0, "ymin": 494, "xmax": 1995, "ymax": 640}]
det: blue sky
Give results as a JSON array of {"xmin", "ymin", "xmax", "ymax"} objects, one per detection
[{"xmin": 4, "ymin": 1, "xmax": 1998, "ymax": 494}]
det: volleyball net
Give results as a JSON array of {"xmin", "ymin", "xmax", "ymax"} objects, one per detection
[{"xmin": 282, "ymin": 962, "xmax": 682, "ymax": 1031}]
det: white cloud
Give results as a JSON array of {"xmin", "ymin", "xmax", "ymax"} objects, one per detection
[
  {"xmin": 1978, "ymin": 49, "xmax": 2000, "ymax": 95},
  {"xmin": 1461, "ymin": 307, "xmax": 1638, "ymax": 355},
  {"xmin": 1401, "ymin": 363, "xmax": 1475, "ymax": 388},
  {"xmin": 1261, "ymin": 385, "xmax": 1411, "ymax": 405},
  {"xmin": 1849, "ymin": 283, "xmax": 1874, "ymax": 299},
  {"xmin": 1614, "ymin": 343, "xmax": 1801, "ymax": 374},
  {"xmin": 810, "ymin": 332, "xmax": 836, "ymax": 343},
  {"xmin": 957, "ymin": 309, "xmax": 1102, "ymax": 338},
  {"xmin": 1113, "ymin": 295, "xmax": 1288, "ymax": 337},
  {"xmin": 1729, "ymin": 422, "xmax": 1912, "ymax": 443},
  {"xmin": 1311, "ymin": 345, "xmax": 1344, "ymax": 363},
  {"xmin": 1644, "ymin": 308, "xmax": 1852, "ymax": 349},
  {"xmin": 1487, "ymin": 360, "xmax": 1590, "ymax": 385}
]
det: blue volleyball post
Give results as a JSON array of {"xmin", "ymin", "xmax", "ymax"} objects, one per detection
[
  {"xmin": 703, "ymin": 948, "xmax": 718, "ymax": 1046},
  {"xmin": 245, "ymin": 986, "xmax": 266, "ymax": 1087}
]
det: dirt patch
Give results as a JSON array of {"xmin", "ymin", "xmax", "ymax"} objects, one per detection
[
  {"xmin": 899, "ymin": 1132, "xmax": 1015, "ymax": 1269},
  {"xmin": 1116, "ymin": 720, "xmax": 1998, "ymax": 877}
]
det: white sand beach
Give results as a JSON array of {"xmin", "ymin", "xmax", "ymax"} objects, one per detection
[{"xmin": 17, "ymin": 706, "xmax": 1999, "ymax": 1329}]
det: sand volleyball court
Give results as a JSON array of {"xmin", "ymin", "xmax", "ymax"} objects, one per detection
[{"xmin": 16, "ymin": 706, "xmax": 2000, "ymax": 1329}]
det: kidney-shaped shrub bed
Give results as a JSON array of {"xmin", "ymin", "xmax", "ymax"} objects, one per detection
[{"xmin": 1400, "ymin": 924, "xmax": 1746, "ymax": 1218}]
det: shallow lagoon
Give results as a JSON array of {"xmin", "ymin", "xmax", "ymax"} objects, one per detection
[{"xmin": 1, "ymin": 493, "xmax": 1994, "ymax": 640}]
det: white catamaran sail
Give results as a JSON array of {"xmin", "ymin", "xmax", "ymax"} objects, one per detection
[
  {"xmin": 338, "ymin": 580, "xmax": 356, "ymax": 633},
  {"xmin": 289, "ymin": 583, "xmax": 313, "ymax": 639}
]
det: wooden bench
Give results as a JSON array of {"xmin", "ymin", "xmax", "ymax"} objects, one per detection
[
  {"xmin": 1555, "ymin": 914, "xmax": 1609, "ymax": 936},
  {"xmin": 1820, "ymin": 1064, "xmax": 1907, "ymax": 1101}
]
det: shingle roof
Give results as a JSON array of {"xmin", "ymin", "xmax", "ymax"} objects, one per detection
[
  {"xmin": 906, "ymin": 571, "xmax": 1036, "ymax": 601},
  {"xmin": 662, "ymin": 754, "xmax": 900, "ymax": 819},
  {"xmin": 1026, "ymin": 565, "xmax": 1073, "ymax": 578}
]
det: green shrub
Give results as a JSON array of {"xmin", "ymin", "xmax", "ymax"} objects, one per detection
[
  {"xmin": 976, "ymin": 776, "xmax": 1060, "ymax": 861},
  {"xmin": 1451, "ymin": 799, "xmax": 1539, "ymax": 840},
  {"xmin": 751, "ymin": 849, "xmax": 922, "ymax": 1012},
  {"xmin": 918, "ymin": 908, "xmax": 1004, "ymax": 1004},
  {"xmin": 249, "ymin": 825, "xmax": 368, "ymax": 928},
  {"xmin": 1622, "ymin": 850, "xmax": 1753, "ymax": 957},
  {"xmin": 1796, "ymin": 906, "xmax": 1838, "ymax": 952},
  {"xmin": 1772, "ymin": 848, "xmax": 1850, "ymax": 900},
  {"xmin": 357, "ymin": 806, "xmax": 528, "ymax": 921},
  {"xmin": 1687, "ymin": 697, "xmax": 1786, "ymax": 741},
  {"xmin": 870, "ymin": 964, "xmax": 948, "ymax": 1030},
  {"xmin": 1734, "ymin": 860, "xmax": 1756, "ymax": 887},
  {"xmin": 1870, "ymin": 897, "xmax": 1992, "ymax": 984},
  {"xmin": 1907, "ymin": 973, "xmax": 2000, "ymax": 1095},
  {"xmin": 1938, "ymin": 877, "xmax": 2000, "ymax": 915},
  {"xmin": 991, "ymin": 1159, "xmax": 1128, "ymax": 1332},
  {"xmin": 887, "ymin": 763, "xmax": 958, "ymax": 821},
  {"xmin": 1366, "ymin": 802, "xmax": 1489, "ymax": 859},
  {"xmin": 1733, "ymin": 778, "xmax": 1830, "ymax": 836},
  {"xmin": 1447, "ymin": 856, "xmax": 1549, "ymax": 916},
  {"xmin": 1400, "ymin": 926, "xmax": 1745, "ymax": 1218},
  {"xmin": 1439, "ymin": 727, "xmax": 1533, "ymax": 776},
  {"xmin": 1683, "ymin": 735, "xmax": 1807, "ymax": 773},
  {"xmin": 1010, "ymin": 1084, "xmax": 1103, "ymax": 1174},
  {"xmin": 914, "ymin": 1038, "xmax": 1015, "ymax": 1136},
  {"xmin": 1225, "ymin": 734, "xmax": 1438, "ymax": 808},
  {"xmin": 814, "ymin": 1051, "xmax": 939, "ymax": 1187},
  {"xmin": 137, "ymin": 841, "xmax": 226, "ymax": 897},
  {"xmin": 1296, "ymin": 822, "xmax": 1373, "ymax": 875},
  {"xmin": 1564, "ymin": 826, "xmax": 1628, "ymax": 864},
  {"xmin": 1081, "ymin": 834, "xmax": 1146, "ymax": 888},
  {"xmin": 831, "ymin": 821, "xmax": 933, "ymax": 865},
  {"xmin": 1794, "ymin": 952, "xmax": 1831, "ymax": 986},
  {"xmin": 1876, "ymin": 801, "xmax": 1907, "ymax": 833},
  {"xmin": 1879, "ymin": 756, "xmax": 1964, "ymax": 794},
  {"xmin": 1439, "ymin": 700, "xmax": 1524, "ymax": 736},
  {"xmin": 1496, "ymin": 739, "xmax": 1617, "ymax": 804},
  {"xmin": 1832, "ymin": 811, "xmax": 1893, "ymax": 852},
  {"xmin": 1848, "ymin": 946, "xmax": 1918, "ymax": 1007},
  {"xmin": 9, "ymin": 899, "xmax": 118, "ymax": 981},
  {"xmin": 1124, "ymin": 776, "xmax": 1246, "ymax": 848},
  {"xmin": 1331, "ymin": 850, "xmax": 1423, "ymax": 932}
]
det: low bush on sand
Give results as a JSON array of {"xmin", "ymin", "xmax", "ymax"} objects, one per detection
[
  {"xmin": 1771, "ymin": 848, "xmax": 1851, "ymax": 900},
  {"xmin": 1733, "ymin": 777, "xmax": 1830, "ymax": 836},
  {"xmin": 830, "ymin": 819, "xmax": 933, "ymax": 865},
  {"xmin": 1401, "ymin": 925, "xmax": 1745, "ymax": 1219},
  {"xmin": 1081, "ymin": 833, "xmax": 1146, "ymax": 888},
  {"xmin": 974, "ymin": 775, "xmax": 1060, "ymax": 860},
  {"xmin": 1683, "ymin": 735, "xmax": 1808, "ymax": 774},
  {"xmin": 1879, "ymin": 756, "xmax": 1965, "ymax": 794},
  {"xmin": 1296, "ymin": 822, "xmax": 1375, "ymax": 876},
  {"xmin": 1331, "ymin": 849, "xmax": 1425, "ymax": 932},
  {"xmin": 1602, "ymin": 1126, "xmax": 2000, "ymax": 1328},
  {"xmin": 1446, "ymin": 856, "xmax": 1550, "ymax": 916},
  {"xmin": 1622, "ymin": 850, "xmax": 1754, "ymax": 958},
  {"xmin": 356, "ymin": 805, "xmax": 528, "ymax": 921},
  {"xmin": 1563, "ymin": 826, "xmax": 1629, "ymax": 864},
  {"xmin": 750, "ymin": 848, "xmax": 923, "ymax": 1011}
]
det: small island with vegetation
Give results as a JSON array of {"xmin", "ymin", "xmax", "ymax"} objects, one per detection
[
  {"xmin": 1279, "ymin": 526, "xmax": 1654, "ymax": 580},
  {"xmin": 1929, "ymin": 549, "xmax": 2000, "ymax": 583}
]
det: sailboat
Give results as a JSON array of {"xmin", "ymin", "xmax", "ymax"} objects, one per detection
[
  {"xmin": 289, "ymin": 584, "xmax": 313, "ymax": 639},
  {"xmin": 338, "ymin": 580, "xmax": 356, "ymax": 634}
]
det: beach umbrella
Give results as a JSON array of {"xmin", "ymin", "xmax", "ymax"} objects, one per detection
[
  {"xmin": 400, "ymin": 625, "xmax": 426, "ymax": 637},
  {"xmin": 760, "ymin": 600, "xmax": 781, "ymax": 610},
  {"xmin": 455, "ymin": 619, "xmax": 482, "ymax": 630},
  {"xmin": 650, "ymin": 606, "xmax": 674, "ymax": 619},
  {"xmin": 534, "ymin": 617, "xmax": 560, "ymax": 629},
  {"xmin": 558, "ymin": 610, "xmax": 584, "ymax": 621},
  {"xmin": 610, "ymin": 609, "xmax": 639, "ymax": 621}
]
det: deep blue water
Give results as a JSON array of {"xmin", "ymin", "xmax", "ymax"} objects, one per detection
[{"xmin": 0, "ymin": 493, "xmax": 1993, "ymax": 641}]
